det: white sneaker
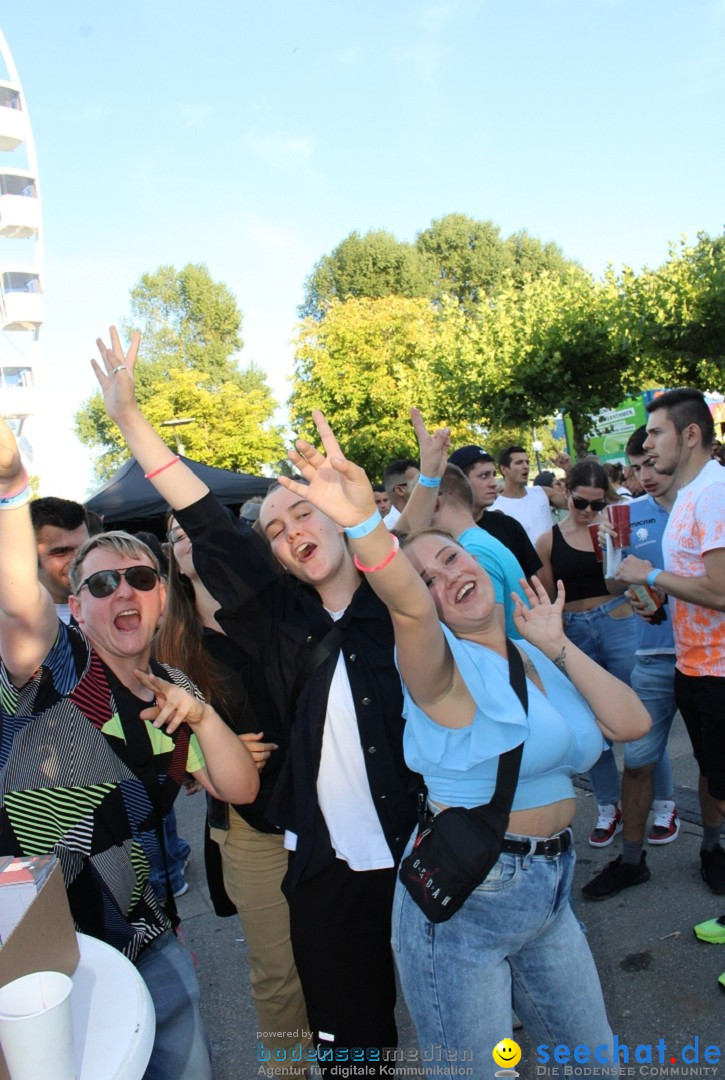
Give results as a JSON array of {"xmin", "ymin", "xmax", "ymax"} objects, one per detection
[
  {"xmin": 648, "ymin": 799, "xmax": 680, "ymax": 845},
  {"xmin": 589, "ymin": 804, "xmax": 622, "ymax": 848}
]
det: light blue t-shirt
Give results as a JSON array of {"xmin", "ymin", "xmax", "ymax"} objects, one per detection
[
  {"xmin": 456, "ymin": 526, "xmax": 527, "ymax": 640},
  {"xmin": 398, "ymin": 626, "xmax": 604, "ymax": 811},
  {"xmin": 627, "ymin": 494, "xmax": 674, "ymax": 655}
]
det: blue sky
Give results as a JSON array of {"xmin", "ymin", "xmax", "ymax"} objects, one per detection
[{"xmin": 1, "ymin": 0, "xmax": 724, "ymax": 497}]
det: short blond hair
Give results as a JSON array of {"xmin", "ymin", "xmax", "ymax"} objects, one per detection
[{"xmin": 69, "ymin": 531, "xmax": 159, "ymax": 593}]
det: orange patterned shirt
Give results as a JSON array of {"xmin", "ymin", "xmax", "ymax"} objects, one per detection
[{"xmin": 662, "ymin": 460, "xmax": 725, "ymax": 677}]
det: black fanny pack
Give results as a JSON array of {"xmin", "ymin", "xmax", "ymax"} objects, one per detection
[{"xmin": 398, "ymin": 640, "xmax": 527, "ymax": 924}]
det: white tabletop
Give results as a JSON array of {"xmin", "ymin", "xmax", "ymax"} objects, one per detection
[{"xmin": 72, "ymin": 933, "xmax": 155, "ymax": 1080}]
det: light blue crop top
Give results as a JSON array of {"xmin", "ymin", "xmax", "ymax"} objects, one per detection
[{"xmin": 398, "ymin": 627, "xmax": 604, "ymax": 811}]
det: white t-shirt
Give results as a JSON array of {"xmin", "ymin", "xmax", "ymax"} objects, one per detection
[
  {"xmin": 285, "ymin": 609, "xmax": 393, "ymax": 871},
  {"xmin": 491, "ymin": 486, "xmax": 552, "ymax": 545},
  {"xmin": 384, "ymin": 505, "xmax": 401, "ymax": 530},
  {"xmin": 316, "ymin": 653, "xmax": 393, "ymax": 869}
]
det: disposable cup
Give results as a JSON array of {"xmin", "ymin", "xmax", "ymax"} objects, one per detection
[
  {"xmin": 587, "ymin": 523, "xmax": 604, "ymax": 562},
  {"xmin": 607, "ymin": 502, "xmax": 631, "ymax": 549},
  {"xmin": 0, "ymin": 971, "xmax": 75, "ymax": 1080}
]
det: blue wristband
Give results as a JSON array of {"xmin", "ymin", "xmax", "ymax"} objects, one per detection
[
  {"xmin": 345, "ymin": 509, "xmax": 382, "ymax": 539},
  {"xmin": 646, "ymin": 569, "xmax": 663, "ymax": 588},
  {"xmin": 417, "ymin": 474, "xmax": 441, "ymax": 488}
]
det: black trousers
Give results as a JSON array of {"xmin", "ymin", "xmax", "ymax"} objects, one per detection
[{"xmin": 284, "ymin": 857, "xmax": 398, "ymax": 1077}]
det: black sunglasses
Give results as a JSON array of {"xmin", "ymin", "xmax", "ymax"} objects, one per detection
[
  {"xmin": 78, "ymin": 566, "xmax": 160, "ymax": 598},
  {"xmin": 570, "ymin": 496, "xmax": 608, "ymax": 512}
]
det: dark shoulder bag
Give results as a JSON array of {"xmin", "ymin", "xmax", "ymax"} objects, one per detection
[{"xmin": 398, "ymin": 639, "xmax": 527, "ymax": 923}]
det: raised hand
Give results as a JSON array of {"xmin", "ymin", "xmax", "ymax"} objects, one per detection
[
  {"xmin": 511, "ymin": 575, "xmax": 567, "ymax": 658},
  {"xmin": 410, "ymin": 407, "xmax": 450, "ymax": 480},
  {"xmin": 92, "ymin": 326, "xmax": 141, "ymax": 422},
  {"xmin": 278, "ymin": 410, "xmax": 377, "ymax": 529},
  {"xmin": 0, "ymin": 416, "xmax": 24, "ymax": 486}
]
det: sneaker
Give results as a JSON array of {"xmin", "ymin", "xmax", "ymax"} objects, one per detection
[
  {"xmin": 582, "ymin": 853, "xmax": 650, "ymax": 901},
  {"xmin": 589, "ymin": 804, "xmax": 623, "ymax": 848},
  {"xmin": 648, "ymin": 799, "xmax": 681, "ymax": 845},
  {"xmin": 173, "ymin": 880, "xmax": 190, "ymax": 898},
  {"xmin": 701, "ymin": 846, "xmax": 725, "ymax": 895},
  {"xmin": 694, "ymin": 915, "xmax": 725, "ymax": 944}
]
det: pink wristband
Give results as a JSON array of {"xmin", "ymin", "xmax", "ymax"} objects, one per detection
[
  {"xmin": 353, "ymin": 535, "xmax": 400, "ymax": 573},
  {"xmin": 144, "ymin": 456, "xmax": 180, "ymax": 480}
]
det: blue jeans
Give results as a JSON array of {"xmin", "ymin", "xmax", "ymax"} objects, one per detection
[
  {"xmin": 563, "ymin": 599, "xmax": 670, "ymax": 805},
  {"xmin": 149, "ymin": 809, "xmax": 191, "ymax": 900},
  {"xmin": 136, "ymin": 931, "xmax": 212, "ymax": 1080},
  {"xmin": 392, "ymin": 832, "xmax": 616, "ymax": 1080},
  {"xmin": 623, "ymin": 654, "xmax": 678, "ymax": 770}
]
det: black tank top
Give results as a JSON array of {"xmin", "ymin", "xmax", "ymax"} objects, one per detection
[{"xmin": 550, "ymin": 525, "xmax": 608, "ymax": 602}]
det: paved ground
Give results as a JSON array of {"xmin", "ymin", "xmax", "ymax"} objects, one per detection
[{"xmin": 174, "ymin": 714, "xmax": 725, "ymax": 1079}]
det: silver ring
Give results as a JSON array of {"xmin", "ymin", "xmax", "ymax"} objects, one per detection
[{"xmin": 112, "ymin": 365, "xmax": 126, "ymax": 374}]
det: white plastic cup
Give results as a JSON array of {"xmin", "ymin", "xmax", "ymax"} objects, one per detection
[{"xmin": 0, "ymin": 971, "xmax": 75, "ymax": 1079}]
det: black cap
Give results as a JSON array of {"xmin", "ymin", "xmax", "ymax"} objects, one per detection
[{"xmin": 448, "ymin": 445, "xmax": 490, "ymax": 470}]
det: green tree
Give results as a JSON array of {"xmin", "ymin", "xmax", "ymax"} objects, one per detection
[
  {"xmin": 416, "ymin": 214, "xmax": 576, "ymax": 309},
  {"xmin": 619, "ymin": 233, "xmax": 725, "ymax": 390},
  {"xmin": 291, "ymin": 296, "xmax": 486, "ymax": 477},
  {"xmin": 75, "ymin": 264, "xmax": 283, "ymax": 480},
  {"xmin": 478, "ymin": 269, "xmax": 637, "ymax": 456},
  {"xmin": 299, "ymin": 230, "xmax": 435, "ymax": 319},
  {"xmin": 125, "ymin": 263, "xmax": 244, "ymax": 380},
  {"xmin": 416, "ymin": 214, "xmax": 512, "ymax": 308}
]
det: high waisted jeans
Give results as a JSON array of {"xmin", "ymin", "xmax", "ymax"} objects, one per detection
[{"xmin": 392, "ymin": 832, "xmax": 616, "ymax": 1080}]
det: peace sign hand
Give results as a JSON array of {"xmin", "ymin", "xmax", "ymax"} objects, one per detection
[
  {"xmin": 278, "ymin": 410, "xmax": 377, "ymax": 529},
  {"xmin": 92, "ymin": 325, "xmax": 141, "ymax": 423}
]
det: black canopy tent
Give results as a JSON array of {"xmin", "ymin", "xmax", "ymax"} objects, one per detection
[{"xmin": 85, "ymin": 455, "xmax": 273, "ymax": 532}]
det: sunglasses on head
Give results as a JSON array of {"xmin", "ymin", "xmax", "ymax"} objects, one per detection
[
  {"xmin": 570, "ymin": 495, "xmax": 608, "ymax": 512},
  {"xmin": 78, "ymin": 566, "xmax": 160, "ymax": 599}
]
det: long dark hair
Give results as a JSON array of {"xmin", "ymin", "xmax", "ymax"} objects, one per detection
[
  {"xmin": 567, "ymin": 457, "xmax": 621, "ymax": 505},
  {"xmin": 153, "ymin": 516, "xmax": 236, "ymax": 714}
]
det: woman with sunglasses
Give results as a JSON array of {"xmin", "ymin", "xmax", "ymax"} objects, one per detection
[
  {"xmin": 269, "ymin": 411, "xmax": 650, "ymax": 1079},
  {"xmin": 534, "ymin": 458, "xmax": 671, "ymax": 850},
  {"xmin": 155, "ymin": 516, "xmax": 312, "ymax": 1075}
]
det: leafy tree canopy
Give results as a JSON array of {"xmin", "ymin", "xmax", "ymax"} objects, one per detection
[
  {"xmin": 299, "ymin": 230, "xmax": 435, "ymax": 319},
  {"xmin": 76, "ymin": 264, "xmax": 283, "ymax": 481},
  {"xmin": 292, "ymin": 296, "xmax": 484, "ymax": 477}
]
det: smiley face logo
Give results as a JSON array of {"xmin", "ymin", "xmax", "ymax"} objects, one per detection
[{"xmin": 492, "ymin": 1038, "xmax": 522, "ymax": 1069}]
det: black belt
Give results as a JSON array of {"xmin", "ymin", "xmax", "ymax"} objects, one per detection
[{"xmin": 500, "ymin": 830, "xmax": 571, "ymax": 857}]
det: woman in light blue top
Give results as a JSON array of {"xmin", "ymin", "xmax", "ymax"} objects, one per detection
[{"xmin": 279, "ymin": 411, "xmax": 651, "ymax": 1080}]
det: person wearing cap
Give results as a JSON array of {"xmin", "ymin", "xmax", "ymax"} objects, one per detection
[{"xmin": 447, "ymin": 445, "xmax": 542, "ymax": 580}]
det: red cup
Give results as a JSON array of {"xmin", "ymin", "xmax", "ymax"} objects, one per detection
[
  {"xmin": 588, "ymin": 523, "xmax": 604, "ymax": 562},
  {"xmin": 607, "ymin": 502, "xmax": 631, "ymax": 549}
]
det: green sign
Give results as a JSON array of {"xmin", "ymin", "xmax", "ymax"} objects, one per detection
[{"xmin": 564, "ymin": 393, "xmax": 650, "ymax": 463}]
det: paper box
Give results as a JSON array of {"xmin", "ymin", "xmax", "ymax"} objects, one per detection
[{"xmin": 0, "ymin": 859, "xmax": 79, "ymax": 1080}]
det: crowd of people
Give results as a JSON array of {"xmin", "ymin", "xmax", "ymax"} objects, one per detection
[{"xmin": 0, "ymin": 326, "xmax": 723, "ymax": 1080}]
